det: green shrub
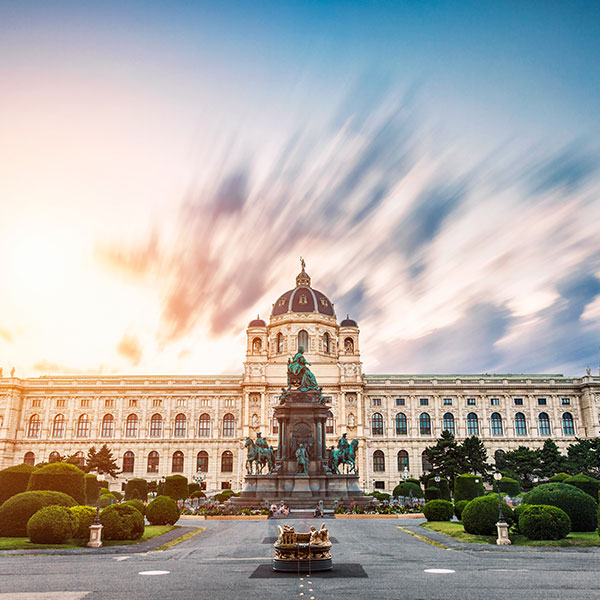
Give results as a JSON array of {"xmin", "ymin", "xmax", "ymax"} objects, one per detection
[
  {"xmin": 498, "ymin": 476, "xmax": 521, "ymax": 497},
  {"xmin": 190, "ymin": 490, "xmax": 206, "ymax": 499},
  {"xmin": 454, "ymin": 475, "xmax": 485, "ymax": 502},
  {"xmin": 146, "ymin": 495, "xmax": 180, "ymax": 525},
  {"xmin": 461, "ymin": 495, "xmax": 514, "ymax": 535},
  {"xmin": 523, "ymin": 483, "xmax": 597, "ymax": 532},
  {"xmin": 423, "ymin": 499, "xmax": 454, "ymax": 521},
  {"xmin": 122, "ymin": 499, "xmax": 145, "ymax": 516},
  {"xmin": 27, "ymin": 505, "xmax": 76, "ymax": 544},
  {"xmin": 563, "ymin": 474, "xmax": 600, "ymax": 500},
  {"xmin": 0, "ymin": 464, "xmax": 37, "ymax": 506},
  {"xmin": 549, "ymin": 473, "xmax": 570, "ymax": 483},
  {"xmin": 188, "ymin": 483, "xmax": 201, "ymax": 496},
  {"xmin": 100, "ymin": 504, "xmax": 144, "ymax": 540},
  {"xmin": 99, "ymin": 493, "xmax": 116, "ymax": 508},
  {"xmin": 70, "ymin": 505, "xmax": 97, "ymax": 538},
  {"xmin": 84, "ymin": 474, "xmax": 98, "ymax": 505},
  {"xmin": 406, "ymin": 478, "xmax": 421, "ymax": 487},
  {"xmin": 454, "ymin": 500, "xmax": 469, "ymax": 520},
  {"xmin": 163, "ymin": 475, "xmax": 188, "ymax": 500},
  {"xmin": 100, "ymin": 487, "xmax": 110, "ymax": 495},
  {"xmin": 424, "ymin": 486, "xmax": 440, "ymax": 501},
  {"xmin": 0, "ymin": 490, "xmax": 77, "ymax": 537},
  {"xmin": 125, "ymin": 478, "xmax": 148, "ymax": 501},
  {"xmin": 111, "ymin": 490, "xmax": 123, "ymax": 501},
  {"xmin": 392, "ymin": 482, "xmax": 424, "ymax": 498},
  {"xmin": 27, "ymin": 463, "xmax": 85, "ymax": 504},
  {"xmin": 438, "ymin": 479, "xmax": 452, "ymax": 501},
  {"xmin": 518, "ymin": 504, "xmax": 571, "ymax": 540}
]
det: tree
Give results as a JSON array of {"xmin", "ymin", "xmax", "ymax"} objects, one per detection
[
  {"xmin": 86, "ymin": 445, "xmax": 120, "ymax": 477},
  {"xmin": 423, "ymin": 431, "xmax": 466, "ymax": 490},
  {"xmin": 536, "ymin": 439, "xmax": 565, "ymax": 478},
  {"xmin": 461, "ymin": 436, "xmax": 490, "ymax": 478},
  {"xmin": 565, "ymin": 438, "xmax": 600, "ymax": 478},
  {"xmin": 495, "ymin": 446, "xmax": 540, "ymax": 490}
]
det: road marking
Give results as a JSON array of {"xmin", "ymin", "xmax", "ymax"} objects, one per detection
[
  {"xmin": 490, "ymin": 569, "xmax": 530, "ymax": 572},
  {"xmin": 0, "ymin": 595, "xmax": 90, "ymax": 599},
  {"xmin": 424, "ymin": 569, "xmax": 456, "ymax": 574},
  {"xmin": 138, "ymin": 571, "xmax": 170, "ymax": 576},
  {"xmin": 113, "ymin": 556, "xmax": 130, "ymax": 561}
]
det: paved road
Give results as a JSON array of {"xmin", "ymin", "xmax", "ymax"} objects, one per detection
[{"xmin": 1, "ymin": 518, "xmax": 599, "ymax": 600}]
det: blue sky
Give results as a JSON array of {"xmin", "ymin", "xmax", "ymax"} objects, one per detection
[{"xmin": 1, "ymin": 1, "xmax": 599, "ymax": 376}]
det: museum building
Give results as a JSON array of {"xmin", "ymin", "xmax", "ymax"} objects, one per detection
[{"xmin": 1, "ymin": 264, "xmax": 599, "ymax": 493}]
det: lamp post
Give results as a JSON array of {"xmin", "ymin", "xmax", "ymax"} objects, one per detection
[
  {"xmin": 403, "ymin": 466, "xmax": 408, "ymax": 481},
  {"xmin": 494, "ymin": 471, "xmax": 511, "ymax": 546},
  {"xmin": 87, "ymin": 469, "xmax": 104, "ymax": 548},
  {"xmin": 474, "ymin": 478, "xmax": 480, "ymax": 498}
]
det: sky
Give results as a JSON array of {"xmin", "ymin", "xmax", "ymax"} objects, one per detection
[{"xmin": 1, "ymin": 1, "xmax": 599, "ymax": 377}]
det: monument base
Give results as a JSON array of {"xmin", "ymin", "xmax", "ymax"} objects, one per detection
[{"xmin": 272, "ymin": 557, "xmax": 332, "ymax": 572}]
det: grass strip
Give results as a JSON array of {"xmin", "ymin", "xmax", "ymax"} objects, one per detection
[
  {"xmin": 396, "ymin": 525, "xmax": 451, "ymax": 550},
  {"xmin": 151, "ymin": 527, "xmax": 206, "ymax": 551}
]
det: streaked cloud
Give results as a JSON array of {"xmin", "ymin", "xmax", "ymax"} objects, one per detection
[{"xmin": 116, "ymin": 334, "xmax": 142, "ymax": 366}]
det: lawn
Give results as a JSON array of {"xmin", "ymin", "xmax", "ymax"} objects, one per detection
[
  {"xmin": 422, "ymin": 521, "xmax": 600, "ymax": 547},
  {"xmin": 0, "ymin": 525, "xmax": 176, "ymax": 551}
]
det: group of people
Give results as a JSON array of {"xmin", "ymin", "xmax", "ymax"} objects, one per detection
[{"xmin": 270, "ymin": 501, "xmax": 290, "ymax": 517}]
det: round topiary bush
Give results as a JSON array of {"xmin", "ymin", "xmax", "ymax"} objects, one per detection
[
  {"xmin": 99, "ymin": 504, "xmax": 144, "ymax": 540},
  {"xmin": 190, "ymin": 490, "xmax": 206, "ymax": 499},
  {"xmin": 424, "ymin": 486, "xmax": 440, "ymax": 501},
  {"xmin": 70, "ymin": 505, "xmax": 97, "ymax": 538},
  {"xmin": 99, "ymin": 493, "xmax": 116, "ymax": 508},
  {"xmin": 392, "ymin": 482, "xmax": 424, "ymax": 498},
  {"xmin": 423, "ymin": 499, "xmax": 454, "ymax": 521},
  {"xmin": 454, "ymin": 474, "xmax": 485, "ymax": 502},
  {"xmin": 146, "ymin": 495, "xmax": 180, "ymax": 525},
  {"xmin": 518, "ymin": 504, "xmax": 571, "ymax": 540},
  {"xmin": 163, "ymin": 475, "xmax": 189, "ymax": 500},
  {"xmin": 522, "ymin": 483, "xmax": 597, "ymax": 532},
  {"xmin": 454, "ymin": 500, "xmax": 469, "ymax": 520},
  {"xmin": 125, "ymin": 478, "xmax": 148, "ymax": 501},
  {"xmin": 122, "ymin": 499, "xmax": 145, "ymax": 516},
  {"xmin": 188, "ymin": 482, "xmax": 201, "ymax": 496},
  {"xmin": 27, "ymin": 505, "xmax": 76, "ymax": 544},
  {"xmin": 27, "ymin": 463, "xmax": 85, "ymax": 504},
  {"xmin": 563, "ymin": 474, "xmax": 600, "ymax": 500},
  {"xmin": 0, "ymin": 490, "xmax": 77, "ymax": 537},
  {"xmin": 461, "ymin": 495, "xmax": 514, "ymax": 535},
  {"xmin": 498, "ymin": 476, "xmax": 521, "ymax": 497},
  {"xmin": 0, "ymin": 463, "xmax": 37, "ymax": 506},
  {"xmin": 548, "ymin": 473, "xmax": 570, "ymax": 483}
]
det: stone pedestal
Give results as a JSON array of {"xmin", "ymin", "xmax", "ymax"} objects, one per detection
[
  {"xmin": 496, "ymin": 522, "xmax": 511, "ymax": 545},
  {"xmin": 87, "ymin": 523, "xmax": 103, "ymax": 548}
]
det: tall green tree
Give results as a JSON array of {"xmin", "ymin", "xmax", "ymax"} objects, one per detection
[
  {"xmin": 565, "ymin": 438, "xmax": 600, "ymax": 478},
  {"xmin": 536, "ymin": 438, "xmax": 565, "ymax": 478},
  {"xmin": 423, "ymin": 431, "xmax": 466, "ymax": 489},
  {"xmin": 495, "ymin": 445, "xmax": 541, "ymax": 490},
  {"xmin": 86, "ymin": 444, "xmax": 120, "ymax": 477},
  {"xmin": 461, "ymin": 436, "xmax": 490, "ymax": 478}
]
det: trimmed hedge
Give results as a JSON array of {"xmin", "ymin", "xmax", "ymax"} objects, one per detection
[
  {"xmin": 99, "ymin": 493, "xmax": 116, "ymax": 508},
  {"xmin": 498, "ymin": 476, "xmax": 520, "ymax": 497},
  {"xmin": 454, "ymin": 475, "xmax": 484, "ymax": 502},
  {"xmin": 563, "ymin": 474, "xmax": 600, "ymax": 500},
  {"xmin": 122, "ymin": 499, "xmax": 145, "ymax": 517},
  {"xmin": 27, "ymin": 506, "xmax": 76, "ymax": 544},
  {"xmin": 125, "ymin": 478, "xmax": 148, "ymax": 501},
  {"xmin": 523, "ymin": 483, "xmax": 597, "ymax": 532},
  {"xmin": 462, "ymin": 495, "xmax": 514, "ymax": 535},
  {"xmin": 424, "ymin": 486, "xmax": 440, "ymax": 501},
  {"xmin": 423, "ymin": 499, "xmax": 454, "ymax": 521},
  {"xmin": 100, "ymin": 504, "xmax": 144, "ymax": 540},
  {"xmin": 70, "ymin": 505, "xmax": 97, "ymax": 538},
  {"xmin": 0, "ymin": 490, "xmax": 77, "ymax": 537},
  {"xmin": 0, "ymin": 464, "xmax": 37, "ymax": 506},
  {"xmin": 146, "ymin": 495, "xmax": 180, "ymax": 525},
  {"xmin": 518, "ymin": 504, "xmax": 571, "ymax": 540},
  {"xmin": 188, "ymin": 483, "xmax": 201, "ymax": 496},
  {"xmin": 27, "ymin": 463, "xmax": 85, "ymax": 504},
  {"xmin": 84, "ymin": 474, "xmax": 98, "ymax": 505},
  {"xmin": 190, "ymin": 490, "xmax": 206, "ymax": 499},
  {"xmin": 164, "ymin": 475, "xmax": 188, "ymax": 500},
  {"xmin": 454, "ymin": 500, "xmax": 469, "ymax": 520},
  {"xmin": 392, "ymin": 482, "xmax": 424, "ymax": 498},
  {"xmin": 548, "ymin": 473, "xmax": 570, "ymax": 483}
]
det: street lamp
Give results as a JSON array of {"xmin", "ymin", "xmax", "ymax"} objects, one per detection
[
  {"xmin": 474, "ymin": 478, "xmax": 480, "ymax": 498},
  {"xmin": 87, "ymin": 469, "xmax": 104, "ymax": 548},
  {"xmin": 494, "ymin": 471, "xmax": 511, "ymax": 546}
]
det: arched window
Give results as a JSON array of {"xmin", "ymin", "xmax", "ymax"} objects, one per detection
[
  {"xmin": 73, "ymin": 451, "xmax": 85, "ymax": 468},
  {"xmin": 174, "ymin": 413, "xmax": 187, "ymax": 437},
  {"xmin": 27, "ymin": 414, "xmax": 41, "ymax": 438},
  {"xmin": 344, "ymin": 337, "xmax": 354, "ymax": 354},
  {"xmin": 419, "ymin": 413, "xmax": 431, "ymax": 435},
  {"xmin": 125, "ymin": 414, "xmax": 138, "ymax": 438},
  {"xmin": 323, "ymin": 332, "xmax": 330, "ymax": 354},
  {"xmin": 538, "ymin": 412, "xmax": 551, "ymax": 436},
  {"xmin": 150, "ymin": 414, "xmax": 163, "ymax": 438},
  {"xmin": 491, "ymin": 412, "xmax": 503, "ymax": 436},
  {"xmin": 222, "ymin": 413, "xmax": 235, "ymax": 437},
  {"xmin": 172, "ymin": 451, "xmax": 184, "ymax": 473},
  {"xmin": 277, "ymin": 332, "xmax": 284, "ymax": 354},
  {"xmin": 395, "ymin": 413, "xmax": 408, "ymax": 436},
  {"xmin": 467, "ymin": 413, "xmax": 479, "ymax": 436},
  {"xmin": 147, "ymin": 451, "xmax": 159, "ymax": 473},
  {"xmin": 442, "ymin": 412, "xmax": 455, "ymax": 435},
  {"xmin": 326, "ymin": 411, "xmax": 334, "ymax": 434},
  {"xmin": 494, "ymin": 449, "xmax": 505, "ymax": 463},
  {"xmin": 52, "ymin": 414, "xmax": 65, "ymax": 438},
  {"xmin": 221, "ymin": 450, "xmax": 233, "ymax": 472},
  {"xmin": 297, "ymin": 329, "xmax": 309, "ymax": 351},
  {"xmin": 514, "ymin": 412, "xmax": 527, "ymax": 435},
  {"xmin": 49, "ymin": 451, "xmax": 61, "ymax": 463},
  {"xmin": 562, "ymin": 412, "xmax": 575, "ymax": 435},
  {"xmin": 198, "ymin": 414, "xmax": 211, "ymax": 437},
  {"xmin": 371, "ymin": 412, "xmax": 384, "ymax": 436},
  {"xmin": 24, "ymin": 451, "xmax": 35, "ymax": 466},
  {"xmin": 397, "ymin": 450, "xmax": 409, "ymax": 471},
  {"xmin": 197, "ymin": 451, "xmax": 209, "ymax": 473},
  {"xmin": 272, "ymin": 417, "xmax": 279, "ymax": 434},
  {"xmin": 101, "ymin": 414, "xmax": 114, "ymax": 438},
  {"xmin": 122, "ymin": 451, "xmax": 135, "ymax": 473},
  {"xmin": 252, "ymin": 337, "xmax": 262, "ymax": 353},
  {"xmin": 422, "ymin": 451, "xmax": 432, "ymax": 472},
  {"xmin": 373, "ymin": 450, "xmax": 385, "ymax": 472},
  {"xmin": 76, "ymin": 414, "xmax": 90, "ymax": 438}
]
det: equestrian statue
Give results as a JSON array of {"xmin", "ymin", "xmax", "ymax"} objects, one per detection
[
  {"xmin": 245, "ymin": 432, "xmax": 275, "ymax": 474},
  {"xmin": 329, "ymin": 433, "xmax": 359, "ymax": 474}
]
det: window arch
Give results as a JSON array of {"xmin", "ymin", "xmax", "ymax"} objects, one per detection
[
  {"xmin": 442, "ymin": 412, "xmax": 455, "ymax": 435},
  {"xmin": 419, "ymin": 413, "xmax": 431, "ymax": 435},
  {"xmin": 538, "ymin": 412, "xmax": 551, "ymax": 436},
  {"xmin": 252, "ymin": 337, "xmax": 262, "ymax": 353},
  {"xmin": 198, "ymin": 414, "xmax": 211, "ymax": 437},
  {"xmin": 371, "ymin": 412, "xmax": 384, "ymax": 436},
  {"xmin": 373, "ymin": 450, "xmax": 385, "ymax": 472},
  {"xmin": 197, "ymin": 451, "xmax": 209, "ymax": 473},
  {"xmin": 52, "ymin": 414, "xmax": 65, "ymax": 438},
  {"xmin": 147, "ymin": 451, "xmax": 159, "ymax": 473},
  {"xmin": 297, "ymin": 329, "xmax": 309, "ymax": 351},
  {"xmin": 174, "ymin": 413, "xmax": 187, "ymax": 437},
  {"xmin": 467, "ymin": 412, "xmax": 479, "ymax": 435},
  {"xmin": 395, "ymin": 413, "xmax": 408, "ymax": 436},
  {"xmin": 277, "ymin": 332, "xmax": 284, "ymax": 354},
  {"xmin": 222, "ymin": 413, "xmax": 235, "ymax": 437},
  {"xmin": 73, "ymin": 451, "xmax": 85, "ymax": 468},
  {"xmin": 125, "ymin": 414, "xmax": 138, "ymax": 437},
  {"xmin": 24, "ymin": 451, "xmax": 35, "ymax": 466},
  {"xmin": 494, "ymin": 449, "xmax": 505, "ymax": 465},
  {"xmin": 272, "ymin": 417, "xmax": 279, "ymax": 435},
  {"xmin": 515, "ymin": 412, "xmax": 527, "ymax": 435},
  {"xmin": 49, "ymin": 451, "xmax": 61, "ymax": 463},
  {"xmin": 326, "ymin": 411, "xmax": 334, "ymax": 434},
  {"xmin": 323, "ymin": 332, "xmax": 330, "ymax": 354},
  {"xmin": 150, "ymin": 414, "xmax": 163, "ymax": 438},
  {"xmin": 343, "ymin": 337, "xmax": 354, "ymax": 353},
  {"xmin": 562, "ymin": 412, "xmax": 575, "ymax": 435},
  {"xmin": 491, "ymin": 412, "xmax": 503, "ymax": 436},
  {"xmin": 122, "ymin": 451, "xmax": 135, "ymax": 473},
  {"xmin": 422, "ymin": 450, "xmax": 432, "ymax": 472},
  {"xmin": 76, "ymin": 414, "xmax": 90, "ymax": 438},
  {"xmin": 27, "ymin": 414, "xmax": 41, "ymax": 438},
  {"xmin": 221, "ymin": 450, "xmax": 233, "ymax": 472},
  {"xmin": 172, "ymin": 451, "xmax": 184, "ymax": 473},
  {"xmin": 101, "ymin": 414, "xmax": 114, "ymax": 438},
  {"xmin": 397, "ymin": 450, "xmax": 409, "ymax": 471}
]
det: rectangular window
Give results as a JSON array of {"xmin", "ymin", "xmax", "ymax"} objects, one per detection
[
  {"xmin": 200, "ymin": 399, "xmax": 210, "ymax": 407},
  {"xmin": 419, "ymin": 398, "xmax": 429, "ymax": 406},
  {"xmin": 561, "ymin": 397, "xmax": 570, "ymax": 405},
  {"xmin": 466, "ymin": 398, "xmax": 476, "ymax": 406},
  {"xmin": 395, "ymin": 398, "xmax": 405, "ymax": 406},
  {"xmin": 57, "ymin": 399, "xmax": 66, "ymax": 408},
  {"xmin": 537, "ymin": 398, "xmax": 547, "ymax": 406},
  {"xmin": 104, "ymin": 398, "xmax": 114, "ymax": 408},
  {"xmin": 490, "ymin": 398, "xmax": 500, "ymax": 406},
  {"xmin": 374, "ymin": 481, "xmax": 385, "ymax": 489},
  {"xmin": 177, "ymin": 398, "xmax": 186, "ymax": 407},
  {"xmin": 128, "ymin": 398, "xmax": 137, "ymax": 408},
  {"xmin": 224, "ymin": 399, "xmax": 235, "ymax": 408},
  {"xmin": 514, "ymin": 398, "xmax": 523, "ymax": 406},
  {"xmin": 32, "ymin": 399, "xmax": 42, "ymax": 407},
  {"xmin": 80, "ymin": 399, "xmax": 90, "ymax": 408},
  {"xmin": 153, "ymin": 398, "xmax": 162, "ymax": 408},
  {"xmin": 372, "ymin": 398, "xmax": 382, "ymax": 406},
  {"xmin": 442, "ymin": 398, "xmax": 452, "ymax": 406}
]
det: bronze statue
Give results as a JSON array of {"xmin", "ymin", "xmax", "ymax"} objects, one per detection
[
  {"xmin": 287, "ymin": 346, "xmax": 320, "ymax": 391},
  {"xmin": 295, "ymin": 443, "xmax": 309, "ymax": 474},
  {"xmin": 331, "ymin": 435, "xmax": 359, "ymax": 474}
]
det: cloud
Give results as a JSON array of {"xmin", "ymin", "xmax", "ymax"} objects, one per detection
[
  {"xmin": 116, "ymin": 334, "xmax": 142, "ymax": 365},
  {"xmin": 0, "ymin": 328, "xmax": 12, "ymax": 342},
  {"xmin": 32, "ymin": 361, "xmax": 104, "ymax": 375}
]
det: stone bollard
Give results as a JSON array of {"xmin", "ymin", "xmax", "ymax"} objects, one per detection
[
  {"xmin": 87, "ymin": 523, "xmax": 104, "ymax": 548},
  {"xmin": 496, "ymin": 521, "xmax": 511, "ymax": 546}
]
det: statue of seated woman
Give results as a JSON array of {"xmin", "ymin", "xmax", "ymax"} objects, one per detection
[{"xmin": 287, "ymin": 346, "xmax": 319, "ymax": 391}]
